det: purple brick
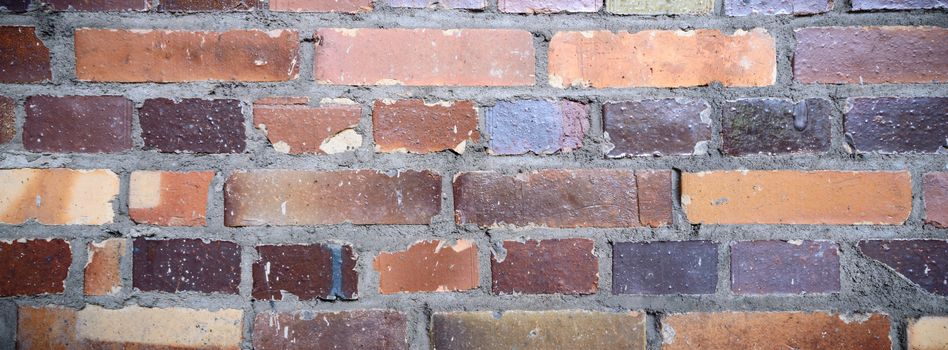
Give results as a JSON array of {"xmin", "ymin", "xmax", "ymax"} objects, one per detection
[
  {"xmin": 132, "ymin": 238, "xmax": 241, "ymax": 294},
  {"xmin": 0, "ymin": 0, "xmax": 29, "ymax": 11},
  {"xmin": 859, "ymin": 240, "xmax": 948, "ymax": 296},
  {"xmin": 613, "ymin": 241, "xmax": 717, "ymax": 295},
  {"xmin": 603, "ymin": 99, "xmax": 711, "ymax": 157},
  {"xmin": 724, "ymin": 0, "xmax": 831, "ymax": 15},
  {"xmin": 845, "ymin": 97, "xmax": 948, "ymax": 154},
  {"xmin": 253, "ymin": 244, "xmax": 358, "ymax": 301},
  {"xmin": 139, "ymin": 98, "xmax": 246, "ymax": 153},
  {"xmin": 498, "ymin": 0, "xmax": 600, "ymax": 13},
  {"xmin": 486, "ymin": 100, "xmax": 588, "ymax": 155},
  {"xmin": 852, "ymin": 0, "xmax": 946, "ymax": 10},
  {"xmin": 731, "ymin": 240, "xmax": 840, "ymax": 295},
  {"xmin": 385, "ymin": 0, "xmax": 484, "ymax": 8},
  {"xmin": 24, "ymin": 96, "xmax": 133, "ymax": 153}
]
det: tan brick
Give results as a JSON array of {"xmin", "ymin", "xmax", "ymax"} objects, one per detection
[
  {"xmin": 75, "ymin": 28, "xmax": 300, "ymax": 82},
  {"xmin": 253, "ymin": 97, "xmax": 362, "ymax": 154},
  {"xmin": 373, "ymin": 240, "xmax": 478, "ymax": 294},
  {"xmin": 0, "ymin": 168, "xmax": 119, "ymax": 225},
  {"xmin": 84, "ymin": 238, "xmax": 125, "ymax": 296},
  {"xmin": 548, "ymin": 29, "xmax": 776, "ymax": 88},
  {"xmin": 129, "ymin": 171, "xmax": 214, "ymax": 226},
  {"xmin": 909, "ymin": 316, "xmax": 948, "ymax": 350},
  {"xmin": 662, "ymin": 312, "xmax": 891, "ymax": 349},
  {"xmin": 17, "ymin": 304, "xmax": 243, "ymax": 349},
  {"xmin": 373, "ymin": 99, "xmax": 479, "ymax": 154},
  {"xmin": 682, "ymin": 170, "xmax": 912, "ymax": 225}
]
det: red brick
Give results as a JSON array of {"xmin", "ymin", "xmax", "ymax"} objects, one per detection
[
  {"xmin": 492, "ymin": 238, "xmax": 597, "ymax": 295},
  {"xmin": 0, "ymin": 96, "xmax": 14, "ymax": 144},
  {"xmin": 129, "ymin": 170, "xmax": 214, "ymax": 226},
  {"xmin": 373, "ymin": 99, "xmax": 480, "ymax": 154},
  {"xmin": 140, "ymin": 98, "xmax": 245, "ymax": 153},
  {"xmin": 603, "ymin": 99, "xmax": 711, "ymax": 157},
  {"xmin": 373, "ymin": 240, "xmax": 478, "ymax": 294},
  {"xmin": 548, "ymin": 29, "xmax": 776, "ymax": 88},
  {"xmin": 84, "ymin": 238, "xmax": 125, "ymax": 296},
  {"xmin": 682, "ymin": 170, "xmax": 912, "ymax": 225},
  {"xmin": 24, "ymin": 95, "xmax": 133, "ymax": 153},
  {"xmin": 270, "ymin": 0, "xmax": 371, "ymax": 12},
  {"xmin": 253, "ymin": 97, "xmax": 362, "ymax": 155},
  {"xmin": 252, "ymin": 243, "xmax": 358, "ymax": 300},
  {"xmin": 132, "ymin": 238, "xmax": 241, "ymax": 294},
  {"xmin": 0, "ymin": 26, "xmax": 51, "ymax": 83},
  {"xmin": 159, "ymin": 0, "xmax": 259, "ymax": 11},
  {"xmin": 924, "ymin": 172, "xmax": 948, "ymax": 228},
  {"xmin": 75, "ymin": 29, "xmax": 299, "ymax": 82},
  {"xmin": 662, "ymin": 312, "xmax": 891, "ymax": 349},
  {"xmin": 315, "ymin": 28, "xmax": 535, "ymax": 86},
  {"xmin": 454, "ymin": 169, "xmax": 672, "ymax": 228},
  {"xmin": 0, "ymin": 239, "xmax": 71, "ymax": 296},
  {"xmin": 794, "ymin": 26, "xmax": 948, "ymax": 84},
  {"xmin": 224, "ymin": 170, "xmax": 441, "ymax": 226},
  {"xmin": 253, "ymin": 310, "xmax": 407, "ymax": 349},
  {"xmin": 0, "ymin": 168, "xmax": 120, "ymax": 225},
  {"xmin": 41, "ymin": 0, "xmax": 150, "ymax": 10}
]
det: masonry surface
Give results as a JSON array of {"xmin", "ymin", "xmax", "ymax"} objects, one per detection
[{"xmin": 0, "ymin": 0, "xmax": 946, "ymax": 349}]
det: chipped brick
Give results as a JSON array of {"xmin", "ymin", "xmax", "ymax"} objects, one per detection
[
  {"xmin": 373, "ymin": 240, "xmax": 478, "ymax": 294},
  {"xmin": 252, "ymin": 243, "xmax": 358, "ymax": 300},
  {"xmin": 84, "ymin": 238, "xmax": 125, "ymax": 296},
  {"xmin": 254, "ymin": 98, "xmax": 362, "ymax": 155},
  {"xmin": 603, "ymin": 99, "xmax": 711, "ymax": 157},
  {"xmin": 373, "ymin": 99, "xmax": 479, "ymax": 154},
  {"xmin": 0, "ymin": 26, "xmax": 51, "ymax": 83}
]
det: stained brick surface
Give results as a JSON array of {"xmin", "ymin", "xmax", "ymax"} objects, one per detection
[
  {"xmin": 252, "ymin": 243, "xmax": 358, "ymax": 300},
  {"xmin": 845, "ymin": 97, "xmax": 948, "ymax": 153},
  {"xmin": 924, "ymin": 172, "xmax": 948, "ymax": 228},
  {"xmin": 0, "ymin": 96, "xmax": 14, "ymax": 144},
  {"xmin": 603, "ymin": 99, "xmax": 711, "ymax": 157},
  {"xmin": 84, "ymin": 238, "xmax": 126, "ymax": 296},
  {"xmin": 129, "ymin": 170, "xmax": 214, "ymax": 226},
  {"xmin": 722, "ymin": 98, "xmax": 833, "ymax": 155},
  {"xmin": 432, "ymin": 311, "xmax": 646, "ymax": 349},
  {"xmin": 859, "ymin": 240, "xmax": 948, "ymax": 295},
  {"xmin": 374, "ymin": 99, "xmax": 480, "ymax": 154},
  {"xmin": 254, "ymin": 98, "xmax": 362, "ymax": 154},
  {"xmin": 0, "ymin": 168, "xmax": 119, "ymax": 225},
  {"xmin": 374, "ymin": 240, "xmax": 479, "ymax": 294},
  {"xmin": 485, "ymin": 100, "xmax": 588, "ymax": 155}
]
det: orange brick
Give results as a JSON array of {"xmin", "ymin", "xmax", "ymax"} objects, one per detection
[
  {"xmin": 682, "ymin": 170, "xmax": 911, "ymax": 224},
  {"xmin": 75, "ymin": 29, "xmax": 299, "ymax": 82},
  {"xmin": 373, "ymin": 99, "xmax": 480, "ymax": 154},
  {"xmin": 129, "ymin": 171, "xmax": 214, "ymax": 226},
  {"xmin": 84, "ymin": 238, "xmax": 125, "ymax": 296},
  {"xmin": 373, "ymin": 240, "xmax": 478, "ymax": 294},
  {"xmin": 548, "ymin": 29, "xmax": 776, "ymax": 88},
  {"xmin": 0, "ymin": 168, "xmax": 119, "ymax": 225},
  {"xmin": 253, "ymin": 98, "xmax": 362, "ymax": 155}
]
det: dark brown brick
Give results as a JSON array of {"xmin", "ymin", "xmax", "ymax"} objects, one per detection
[
  {"xmin": 0, "ymin": 96, "xmax": 13, "ymax": 144},
  {"xmin": 603, "ymin": 99, "xmax": 711, "ymax": 157},
  {"xmin": 492, "ymin": 238, "xmax": 597, "ymax": 295},
  {"xmin": 252, "ymin": 244, "xmax": 357, "ymax": 300},
  {"xmin": 845, "ymin": 97, "xmax": 948, "ymax": 153},
  {"xmin": 253, "ymin": 310, "xmax": 407, "ymax": 349},
  {"xmin": 159, "ymin": 0, "xmax": 259, "ymax": 11},
  {"xmin": 40, "ymin": 0, "xmax": 149, "ymax": 10},
  {"xmin": 859, "ymin": 240, "xmax": 948, "ymax": 296},
  {"xmin": 24, "ymin": 96, "xmax": 133, "ymax": 153},
  {"xmin": 1, "ymin": 0, "xmax": 30, "ymax": 11},
  {"xmin": 454, "ymin": 169, "xmax": 672, "ymax": 228},
  {"xmin": 132, "ymin": 238, "xmax": 241, "ymax": 294},
  {"xmin": 0, "ymin": 239, "xmax": 71, "ymax": 296},
  {"xmin": 140, "ymin": 98, "xmax": 245, "ymax": 153},
  {"xmin": 432, "ymin": 311, "xmax": 646, "ymax": 349},
  {"xmin": 0, "ymin": 26, "xmax": 51, "ymax": 83},
  {"xmin": 924, "ymin": 172, "xmax": 948, "ymax": 228},
  {"xmin": 373, "ymin": 99, "xmax": 480, "ymax": 154},
  {"xmin": 794, "ymin": 26, "xmax": 948, "ymax": 84},
  {"xmin": 722, "ymin": 98, "xmax": 832, "ymax": 155},
  {"xmin": 613, "ymin": 241, "xmax": 717, "ymax": 295},
  {"xmin": 731, "ymin": 240, "xmax": 840, "ymax": 294}
]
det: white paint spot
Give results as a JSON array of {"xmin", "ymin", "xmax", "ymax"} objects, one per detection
[
  {"xmin": 272, "ymin": 141, "xmax": 291, "ymax": 154},
  {"xmin": 319, "ymin": 129, "xmax": 362, "ymax": 154}
]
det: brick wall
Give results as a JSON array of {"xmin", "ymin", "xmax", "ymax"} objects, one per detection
[{"xmin": 0, "ymin": 0, "xmax": 946, "ymax": 348}]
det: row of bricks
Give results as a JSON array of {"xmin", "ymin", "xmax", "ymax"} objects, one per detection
[
  {"xmin": 2, "ymin": 96, "xmax": 947, "ymax": 155},
  {"xmin": 3, "ymin": 26, "xmax": 947, "ymax": 86},
  {"xmin": 2, "ymin": 0, "xmax": 943, "ymax": 14},
  {"xmin": 2, "ymin": 168, "xmax": 945, "ymax": 227},
  {"xmin": 13, "ymin": 305, "xmax": 948, "ymax": 349},
  {"xmin": 2, "ymin": 237, "xmax": 946, "ymax": 298}
]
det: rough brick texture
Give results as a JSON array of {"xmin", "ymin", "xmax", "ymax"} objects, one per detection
[
  {"xmin": 491, "ymin": 238, "xmax": 598, "ymax": 295},
  {"xmin": 613, "ymin": 241, "xmax": 717, "ymax": 295},
  {"xmin": 0, "ymin": 239, "xmax": 71, "ymax": 296},
  {"xmin": 731, "ymin": 240, "xmax": 840, "ymax": 294},
  {"xmin": 432, "ymin": 311, "xmax": 646, "ymax": 349},
  {"xmin": 485, "ymin": 100, "xmax": 588, "ymax": 155},
  {"xmin": 924, "ymin": 172, "xmax": 948, "ymax": 228},
  {"xmin": 129, "ymin": 170, "xmax": 214, "ymax": 226},
  {"xmin": 254, "ymin": 97, "xmax": 362, "ymax": 155},
  {"xmin": 724, "ymin": 0, "xmax": 830, "ymax": 15},
  {"xmin": 42, "ymin": 0, "xmax": 149, "ymax": 10},
  {"xmin": 0, "ymin": 26, "xmax": 51, "ymax": 83},
  {"xmin": 385, "ymin": 0, "xmax": 484, "ymax": 8},
  {"xmin": 133, "ymin": 238, "xmax": 241, "ymax": 294},
  {"xmin": 603, "ymin": 99, "xmax": 711, "ymax": 157},
  {"xmin": 252, "ymin": 243, "xmax": 358, "ymax": 300},
  {"xmin": 845, "ymin": 97, "xmax": 948, "ymax": 153},
  {"xmin": 373, "ymin": 99, "xmax": 480, "ymax": 154},
  {"xmin": 140, "ymin": 98, "xmax": 246, "ymax": 153},
  {"xmin": 0, "ymin": 168, "xmax": 119, "ymax": 225},
  {"xmin": 853, "ymin": 0, "xmax": 946, "ymax": 9},
  {"xmin": 373, "ymin": 240, "xmax": 478, "ymax": 294},
  {"xmin": 254, "ymin": 310, "xmax": 407, "ymax": 349},
  {"xmin": 24, "ymin": 95, "xmax": 133, "ymax": 153},
  {"xmin": 499, "ymin": 0, "xmax": 600, "ymax": 13},
  {"xmin": 607, "ymin": 0, "xmax": 713, "ymax": 14},
  {"xmin": 270, "ymin": 0, "xmax": 372, "ymax": 12},
  {"xmin": 909, "ymin": 317, "xmax": 948, "ymax": 350},
  {"xmin": 159, "ymin": 0, "xmax": 260, "ymax": 11},
  {"xmin": 84, "ymin": 238, "xmax": 125, "ymax": 296},
  {"xmin": 858, "ymin": 240, "xmax": 948, "ymax": 295},
  {"xmin": 0, "ymin": 96, "xmax": 16, "ymax": 144},
  {"xmin": 722, "ymin": 98, "xmax": 832, "ymax": 155}
]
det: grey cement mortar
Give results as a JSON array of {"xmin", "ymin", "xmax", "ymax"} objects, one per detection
[{"xmin": 0, "ymin": 0, "xmax": 947, "ymax": 349}]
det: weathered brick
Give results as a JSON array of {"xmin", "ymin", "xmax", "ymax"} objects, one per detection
[
  {"xmin": 682, "ymin": 170, "xmax": 912, "ymax": 225},
  {"xmin": 0, "ymin": 239, "xmax": 70, "ymax": 296},
  {"xmin": 315, "ymin": 28, "xmax": 535, "ymax": 86},
  {"xmin": 225, "ymin": 170, "xmax": 441, "ymax": 226},
  {"xmin": 252, "ymin": 243, "xmax": 358, "ymax": 300},
  {"xmin": 636, "ymin": 170, "xmax": 674, "ymax": 227},
  {"xmin": 41, "ymin": 0, "xmax": 149, "ymax": 10},
  {"xmin": 254, "ymin": 97, "xmax": 361, "ymax": 155},
  {"xmin": 373, "ymin": 240, "xmax": 478, "ymax": 294},
  {"xmin": 0, "ymin": 26, "xmax": 51, "ymax": 83},
  {"xmin": 75, "ymin": 29, "xmax": 299, "ymax": 82},
  {"xmin": 845, "ymin": 97, "xmax": 948, "ymax": 153},
  {"xmin": 454, "ymin": 169, "xmax": 672, "ymax": 228},
  {"xmin": 607, "ymin": 0, "xmax": 712, "ymax": 14},
  {"xmin": 0, "ymin": 0, "xmax": 29, "ymax": 11},
  {"xmin": 140, "ymin": 98, "xmax": 245, "ymax": 153},
  {"xmin": 853, "ymin": 0, "xmax": 946, "ymax": 10},
  {"xmin": 253, "ymin": 310, "xmax": 407, "ymax": 349},
  {"xmin": 859, "ymin": 240, "xmax": 948, "ymax": 296},
  {"xmin": 549, "ymin": 29, "xmax": 775, "ymax": 88},
  {"xmin": 499, "ymin": 0, "xmax": 600, "ymax": 13},
  {"xmin": 17, "ymin": 305, "xmax": 243, "ymax": 349},
  {"xmin": 24, "ymin": 95, "xmax": 133, "ymax": 153},
  {"xmin": 613, "ymin": 241, "xmax": 717, "ymax": 295},
  {"xmin": 84, "ymin": 238, "xmax": 125, "ymax": 296},
  {"xmin": 909, "ymin": 316, "xmax": 948, "ymax": 350},
  {"xmin": 603, "ymin": 99, "xmax": 711, "ymax": 157},
  {"xmin": 924, "ymin": 172, "xmax": 948, "ymax": 228},
  {"xmin": 486, "ymin": 100, "xmax": 587, "ymax": 155},
  {"xmin": 159, "ymin": 0, "xmax": 258, "ymax": 11},
  {"xmin": 724, "ymin": 0, "xmax": 830, "ymax": 15},
  {"xmin": 132, "ymin": 238, "xmax": 241, "ymax": 294},
  {"xmin": 270, "ymin": 0, "xmax": 371, "ymax": 11},
  {"xmin": 432, "ymin": 311, "xmax": 646, "ymax": 349},
  {"xmin": 731, "ymin": 240, "xmax": 839, "ymax": 294},
  {"xmin": 722, "ymin": 98, "xmax": 832, "ymax": 155},
  {"xmin": 662, "ymin": 312, "xmax": 891, "ymax": 349},
  {"xmin": 374, "ymin": 99, "xmax": 479, "ymax": 154},
  {"xmin": 0, "ymin": 168, "xmax": 119, "ymax": 225},
  {"xmin": 492, "ymin": 238, "xmax": 597, "ymax": 295},
  {"xmin": 0, "ymin": 96, "xmax": 14, "ymax": 144},
  {"xmin": 794, "ymin": 26, "xmax": 948, "ymax": 84},
  {"xmin": 129, "ymin": 170, "xmax": 214, "ymax": 226},
  {"xmin": 385, "ymin": 0, "xmax": 484, "ymax": 7}
]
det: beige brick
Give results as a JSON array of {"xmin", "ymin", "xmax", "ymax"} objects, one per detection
[{"xmin": 0, "ymin": 168, "xmax": 119, "ymax": 225}]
